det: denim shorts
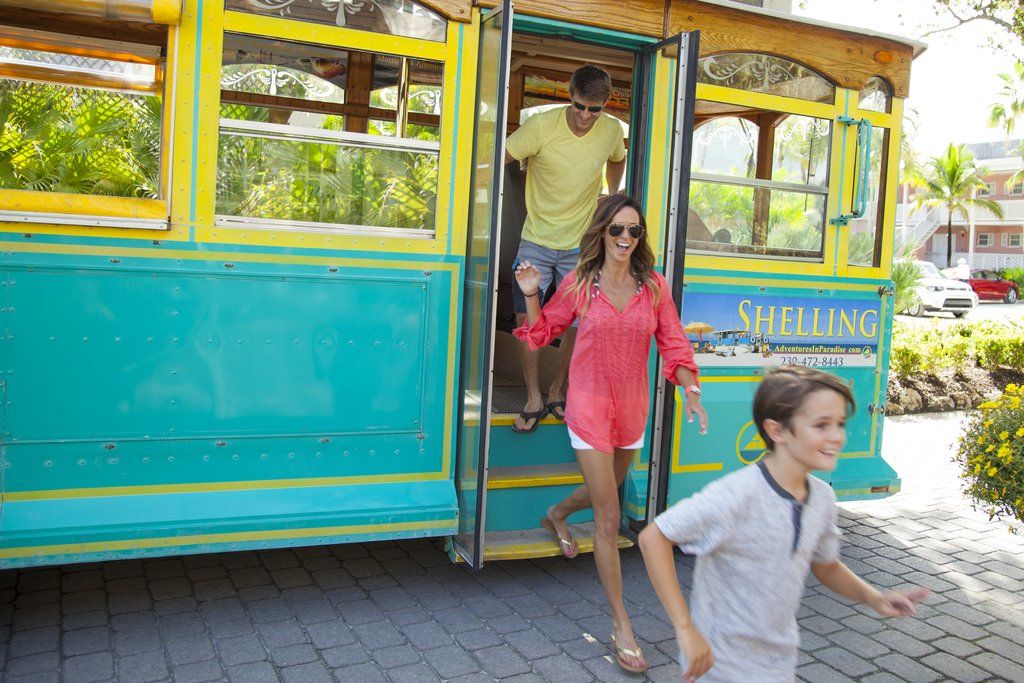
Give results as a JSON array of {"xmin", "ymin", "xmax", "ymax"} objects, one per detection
[{"xmin": 512, "ymin": 240, "xmax": 580, "ymax": 313}]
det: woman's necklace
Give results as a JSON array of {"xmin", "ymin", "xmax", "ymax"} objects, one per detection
[{"xmin": 597, "ymin": 268, "xmax": 641, "ymax": 295}]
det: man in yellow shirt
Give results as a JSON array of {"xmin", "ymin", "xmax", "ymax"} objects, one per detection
[{"xmin": 506, "ymin": 65, "xmax": 627, "ymax": 432}]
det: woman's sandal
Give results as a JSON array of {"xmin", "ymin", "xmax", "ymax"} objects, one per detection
[
  {"xmin": 610, "ymin": 634, "xmax": 649, "ymax": 674},
  {"xmin": 545, "ymin": 400, "xmax": 567, "ymax": 421},
  {"xmin": 540, "ymin": 515, "xmax": 578, "ymax": 559},
  {"xmin": 511, "ymin": 406, "xmax": 548, "ymax": 434}
]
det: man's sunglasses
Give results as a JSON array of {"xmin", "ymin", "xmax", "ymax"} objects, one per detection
[
  {"xmin": 571, "ymin": 100, "xmax": 604, "ymax": 113},
  {"xmin": 607, "ymin": 222, "xmax": 644, "ymax": 239}
]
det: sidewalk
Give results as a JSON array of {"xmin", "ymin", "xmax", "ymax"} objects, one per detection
[{"xmin": 2, "ymin": 411, "xmax": 1023, "ymax": 682}]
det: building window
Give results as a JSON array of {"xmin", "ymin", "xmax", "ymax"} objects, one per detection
[
  {"xmin": 688, "ymin": 103, "xmax": 831, "ymax": 260},
  {"xmin": 1007, "ymin": 232, "xmax": 1023, "ymax": 248},
  {"xmin": 1010, "ymin": 179, "xmax": 1023, "ymax": 195},
  {"xmin": 0, "ymin": 30, "xmax": 164, "ymax": 200},
  {"xmin": 216, "ymin": 33, "xmax": 441, "ymax": 234},
  {"xmin": 977, "ymin": 233, "xmax": 993, "ymax": 247},
  {"xmin": 977, "ymin": 183, "xmax": 994, "ymax": 197},
  {"xmin": 697, "ymin": 53, "xmax": 835, "ymax": 104},
  {"xmin": 225, "ymin": 0, "xmax": 447, "ymax": 42}
]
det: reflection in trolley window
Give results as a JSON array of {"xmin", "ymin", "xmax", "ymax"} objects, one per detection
[{"xmin": 216, "ymin": 33, "xmax": 443, "ymax": 236}]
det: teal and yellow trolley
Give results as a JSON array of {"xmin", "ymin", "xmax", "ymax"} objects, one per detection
[{"xmin": 0, "ymin": 0, "xmax": 921, "ymax": 568}]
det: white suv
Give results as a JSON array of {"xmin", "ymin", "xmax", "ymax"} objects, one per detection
[{"xmin": 906, "ymin": 260, "xmax": 979, "ymax": 318}]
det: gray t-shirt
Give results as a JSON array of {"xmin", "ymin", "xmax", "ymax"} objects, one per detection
[{"xmin": 654, "ymin": 461, "xmax": 841, "ymax": 682}]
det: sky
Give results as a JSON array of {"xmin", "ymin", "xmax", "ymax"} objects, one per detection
[{"xmin": 795, "ymin": 0, "xmax": 1020, "ymax": 158}]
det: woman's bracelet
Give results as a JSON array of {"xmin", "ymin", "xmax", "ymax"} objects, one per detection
[{"xmin": 523, "ymin": 290, "xmax": 539, "ymax": 298}]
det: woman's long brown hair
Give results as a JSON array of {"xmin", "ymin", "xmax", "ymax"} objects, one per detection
[{"xmin": 565, "ymin": 194, "xmax": 660, "ymax": 317}]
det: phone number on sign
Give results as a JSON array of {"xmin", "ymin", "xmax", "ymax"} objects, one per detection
[{"xmin": 778, "ymin": 356, "xmax": 845, "ymax": 368}]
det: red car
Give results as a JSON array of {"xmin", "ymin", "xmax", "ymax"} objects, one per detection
[{"xmin": 968, "ymin": 270, "xmax": 1019, "ymax": 303}]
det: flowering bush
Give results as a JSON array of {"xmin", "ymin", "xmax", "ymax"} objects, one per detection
[{"xmin": 956, "ymin": 383, "xmax": 1024, "ymax": 532}]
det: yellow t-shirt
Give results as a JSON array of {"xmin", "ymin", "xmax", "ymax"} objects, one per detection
[{"xmin": 505, "ymin": 107, "xmax": 626, "ymax": 251}]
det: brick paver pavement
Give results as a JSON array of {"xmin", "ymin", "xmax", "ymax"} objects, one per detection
[{"xmin": 2, "ymin": 411, "xmax": 1023, "ymax": 682}]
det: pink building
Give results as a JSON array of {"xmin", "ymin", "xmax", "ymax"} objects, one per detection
[{"xmin": 898, "ymin": 140, "xmax": 1024, "ymax": 270}]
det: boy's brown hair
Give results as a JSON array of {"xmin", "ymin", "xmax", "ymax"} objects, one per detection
[
  {"xmin": 753, "ymin": 365, "xmax": 855, "ymax": 450},
  {"xmin": 569, "ymin": 65, "xmax": 612, "ymax": 102}
]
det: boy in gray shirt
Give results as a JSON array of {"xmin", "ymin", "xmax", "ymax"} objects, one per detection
[{"xmin": 639, "ymin": 366, "xmax": 928, "ymax": 681}]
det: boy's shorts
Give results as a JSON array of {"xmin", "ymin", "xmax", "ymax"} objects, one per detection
[{"xmin": 512, "ymin": 239, "xmax": 580, "ymax": 314}]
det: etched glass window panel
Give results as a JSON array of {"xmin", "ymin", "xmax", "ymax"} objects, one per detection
[
  {"xmin": 771, "ymin": 115, "xmax": 831, "ymax": 186},
  {"xmin": 691, "ymin": 117, "xmax": 758, "ymax": 178},
  {"xmin": 697, "ymin": 53, "xmax": 834, "ymax": 103},
  {"xmin": 225, "ymin": 0, "xmax": 446, "ymax": 42},
  {"xmin": 858, "ymin": 76, "xmax": 891, "ymax": 113}
]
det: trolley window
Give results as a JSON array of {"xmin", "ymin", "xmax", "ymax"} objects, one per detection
[
  {"xmin": 225, "ymin": 0, "xmax": 446, "ymax": 43},
  {"xmin": 0, "ymin": 28, "xmax": 164, "ymax": 202},
  {"xmin": 849, "ymin": 128, "xmax": 890, "ymax": 268},
  {"xmin": 697, "ymin": 52, "xmax": 835, "ymax": 104},
  {"xmin": 858, "ymin": 76, "xmax": 892, "ymax": 114},
  {"xmin": 688, "ymin": 102, "xmax": 831, "ymax": 260},
  {"xmin": 216, "ymin": 33, "xmax": 441, "ymax": 235}
]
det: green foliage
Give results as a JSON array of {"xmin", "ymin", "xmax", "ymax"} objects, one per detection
[
  {"xmin": 0, "ymin": 79, "xmax": 160, "ymax": 198},
  {"xmin": 997, "ymin": 266, "xmax": 1024, "ymax": 289},
  {"xmin": 890, "ymin": 319, "xmax": 1024, "ymax": 379},
  {"xmin": 217, "ymin": 105, "xmax": 438, "ymax": 230},
  {"xmin": 956, "ymin": 383, "xmax": 1024, "ymax": 533},
  {"xmin": 892, "ymin": 250, "xmax": 923, "ymax": 314}
]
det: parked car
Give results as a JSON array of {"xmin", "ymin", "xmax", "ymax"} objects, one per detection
[
  {"xmin": 967, "ymin": 269, "xmax": 1019, "ymax": 304},
  {"xmin": 904, "ymin": 260, "xmax": 979, "ymax": 318}
]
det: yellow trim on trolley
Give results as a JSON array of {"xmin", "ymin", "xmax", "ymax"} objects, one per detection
[
  {"xmin": 224, "ymin": 11, "xmax": 448, "ymax": 62},
  {"xmin": 0, "ymin": 519, "xmax": 455, "ymax": 559},
  {"xmin": 4, "ymin": 472, "xmax": 448, "ymax": 502}
]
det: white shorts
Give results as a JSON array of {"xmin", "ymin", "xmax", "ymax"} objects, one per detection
[{"xmin": 567, "ymin": 425, "xmax": 645, "ymax": 451}]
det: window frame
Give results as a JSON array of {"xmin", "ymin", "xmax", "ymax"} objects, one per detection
[
  {"xmin": 977, "ymin": 232, "xmax": 993, "ymax": 247},
  {"xmin": 214, "ymin": 11, "xmax": 448, "ymax": 239},
  {"xmin": 0, "ymin": 23, "xmax": 172, "ymax": 230},
  {"xmin": 688, "ymin": 88, "xmax": 835, "ymax": 263}
]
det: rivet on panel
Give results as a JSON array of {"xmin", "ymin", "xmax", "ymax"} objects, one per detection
[
  {"xmin": 110, "ymin": 258, "xmax": 120, "ymax": 264},
  {"xmin": 216, "ymin": 441, "xmax": 226, "ymax": 447},
  {"xmin": 232, "ymin": 454, "xmax": 240, "ymax": 461},
  {"xmin": 104, "ymin": 443, "xmax": 116, "ymax": 450},
  {"xmin": 203, "ymin": 455, "xmax": 210, "ymax": 462}
]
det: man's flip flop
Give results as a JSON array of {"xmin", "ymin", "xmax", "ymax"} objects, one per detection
[
  {"xmin": 511, "ymin": 406, "xmax": 548, "ymax": 434},
  {"xmin": 540, "ymin": 515, "xmax": 578, "ymax": 559},
  {"xmin": 545, "ymin": 400, "xmax": 566, "ymax": 421},
  {"xmin": 610, "ymin": 634, "xmax": 648, "ymax": 674}
]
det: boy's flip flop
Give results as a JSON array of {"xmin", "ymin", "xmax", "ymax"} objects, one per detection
[
  {"xmin": 545, "ymin": 400, "xmax": 566, "ymax": 420},
  {"xmin": 610, "ymin": 634, "xmax": 648, "ymax": 674},
  {"xmin": 511, "ymin": 406, "xmax": 548, "ymax": 434},
  {"xmin": 540, "ymin": 515, "xmax": 578, "ymax": 559}
]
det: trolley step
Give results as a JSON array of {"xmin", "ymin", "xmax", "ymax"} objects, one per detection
[
  {"xmin": 456, "ymin": 522, "xmax": 632, "ymax": 562},
  {"xmin": 487, "ymin": 462, "xmax": 583, "ymax": 489}
]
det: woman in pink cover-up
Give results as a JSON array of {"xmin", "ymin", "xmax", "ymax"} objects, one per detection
[{"xmin": 514, "ymin": 194, "xmax": 708, "ymax": 674}]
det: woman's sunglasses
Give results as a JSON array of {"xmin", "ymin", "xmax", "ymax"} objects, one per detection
[
  {"xmin": 607, "ymin": 222, "xmax": 644, "ymax": 239},
  {"xmin": 571, "ymin": 100, "xmax": 605, "ymax": 113}
]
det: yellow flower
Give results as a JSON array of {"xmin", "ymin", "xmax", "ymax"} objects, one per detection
[
  {"xmin": 988, "ymin": 466, "xmax": 999, "ymax": 477},
  {"xmin": 978, "ymin": 435, "xmax": 986, "ymax": 444},
  {"xmin": 1010, "ymin": 396, "xmax": 1021, "ymax": 409},
  {"xmin": 1016, "ymin": 427, "xmax": 1024, "ymax": 438},
  {"xmin": 1000, "ymin": 431, "xmax": 1010, "ymax": 441},
  {"xmin": 1007, "ymin": 383, "xmax": 1019, "ymax": 394},
  {"xmin": 984, "ymin": 419, "xmax": 994, "ymax": 428},
  {"xmin": 986, "ymin": 444, "xmax": 996, "ymax": 453},
  {"xmin": 998, "ymin": 445, "xmax": 1012, "ymax": 461}
]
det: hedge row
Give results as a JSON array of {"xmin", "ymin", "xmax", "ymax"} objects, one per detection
[{"xmin": 890, "ymin": 319, "xmax": 1024, "ymax": 380}]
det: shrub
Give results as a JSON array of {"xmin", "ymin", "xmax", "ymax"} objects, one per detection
[
  {"xmin": 955, "ymin": 383, "xmax": 1024, "ymax": 532},
  {"xmin": 998, "ymin": 266, "xmax": 1024, "ymax": 289},
  {"xmin": 889, "ymin": 319, "xmax": 1024, "ymax": 379}
]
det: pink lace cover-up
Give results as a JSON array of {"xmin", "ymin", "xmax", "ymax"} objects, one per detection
[{"xmin": 514, "ymin": 271, "xmax": 699, "ymax": 453}]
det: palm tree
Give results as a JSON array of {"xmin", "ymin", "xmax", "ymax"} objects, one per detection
[
  {"xmin": 909, "ymin": 144, "xmax": 1003, "ymax": 268},
  {"xmin": 988, "ymin": 61, "xmax": 1024, "ymax": 191}
]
